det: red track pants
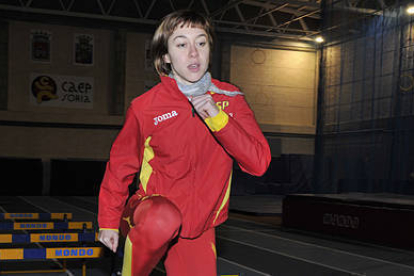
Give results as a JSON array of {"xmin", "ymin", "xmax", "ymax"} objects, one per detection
[{"xmin": 120, "ymin": 194, "xmax": 217, "ymax": 276}]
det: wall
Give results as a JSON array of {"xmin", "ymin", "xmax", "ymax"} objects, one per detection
[
  {"xmin": 0, "ymin": 21, "xmax": 122, "ymax": 160},
  {"xmin": 0, "ymin": 19, "xmax": 319, "ymax": 195},
  {"xmin": 125, "ymin": 32, "xmax": 158, "ymax": 109},
  {"xmin": 230, "ymin": 45, "xmax": 318, "ymax": 155}
]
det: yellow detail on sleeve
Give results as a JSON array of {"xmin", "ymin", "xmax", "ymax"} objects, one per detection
[{"xmin": 204, "ymin": 110, "xmax": 229, "ymax": 132}]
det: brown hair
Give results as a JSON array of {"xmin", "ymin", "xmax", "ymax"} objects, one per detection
[{"xmin": 151, "ymin": 10, "xmax": 214, "ymax": 76}]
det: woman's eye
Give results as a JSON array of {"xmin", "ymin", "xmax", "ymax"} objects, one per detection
[
  {"xmin": 177, "ymin": 43, "xmax": 186, "ymax": 48},
  {"xmin": 198, "ymin": 41, "xmax": 206, "ymax": 47}
]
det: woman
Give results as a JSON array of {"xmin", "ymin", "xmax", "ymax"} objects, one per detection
[{"xmin": 98, "ymin": 10, "xmax": 271, "ymax": 276}]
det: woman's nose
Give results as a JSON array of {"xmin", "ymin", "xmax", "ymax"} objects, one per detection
[{"xmin": 189, "ymin": 44, "xmax": 199, "ymax": 57}]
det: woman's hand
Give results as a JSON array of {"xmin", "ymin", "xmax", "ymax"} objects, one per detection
[
  {"xmin": 190, "ymin": 94, "xmax": 220, "ymax": 120},
  {"xmin": 98, "ymin": 229, "xmax": 119, "ymax": 252}
]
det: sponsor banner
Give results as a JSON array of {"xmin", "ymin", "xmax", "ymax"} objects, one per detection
[
  {"xmin": 5, "ymin": 213, "xmax": 39, "ymax": 220},
  {"xmin": 47, "ymin": 247, "xmax": 103, "ymax": 259},
  {"xmin": 15, "ymin": 222, "xmax": 54, "ymax": 230},
  {"xmin": 50, "ymin": 213, "xmax": 73, "ymax": 220},
  {"xmin": 30, "ymin": 73, "xmax": 94, "ymax": 109},
  {"xmin": 31, "ymin": 233, "xmax": 78, "ymax": 243},
  {"xmin": 68, "ymin": 222, "xmax": 92, "ymax": 229},
  {"xmin": 0, "ymin": 234, "xmax": 12, "ymax": 243},
  {"xmin": 0, "ymin": 249, "xmax": 24, "ymax": 260}
]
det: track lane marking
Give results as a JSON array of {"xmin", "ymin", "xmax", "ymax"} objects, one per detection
[
  {"xmin": 220, "ymin": 224, "xmax": 414, "ymax": 271},
  {"xmin": 218, "ymin": 256, "xmax": 271, "ymax": 275},
  {"xmin": 218, "ymin": 235, "xmax": 365, "ymax": 276}
]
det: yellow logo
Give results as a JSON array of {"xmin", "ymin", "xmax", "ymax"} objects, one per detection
[
  {"xmin": 31, "ymin": 76, "xmax": 58, "ymax": 103},
  {"xmin": 216, "ymin": 101, "xmax": 229, "ymax": 110}
]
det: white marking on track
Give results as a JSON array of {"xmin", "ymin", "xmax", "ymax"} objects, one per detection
[
  {"xmin": 218, "ymin": 235, "xmax": 365, "ymax": 276},
  {"xmin": 220, "ymin": 223, "xmax": 414, "ymax": 271},
  {"xmin": 218, "ymin": 256, "xmax": 272, "ymax": 275}
]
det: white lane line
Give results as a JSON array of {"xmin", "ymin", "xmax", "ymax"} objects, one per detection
[
  {"xmin": 0, "ymin": 202, "xmax": 75, "ymax": 276},
  {"xmin": 17, "ymin": 196, "xmax": 51, "ymax": 213},
  {"xmin": 228, "ymin": 215, "xmax": 280, "ymax": 227},
  {"xmin": 21, "ymin": 196, "xmax": 97, "ymax": 216},
  {"xmin": 218, "ymin": 257, "xmax": 272, "ymax": 276},
  {"xmin": 218, "ymin": 235, "xmax": 365, "ymax": 276},
  {"xmin": 73, "ymin": 196, "xmax": 98, "ymax": 205},
  {"xmin": 228, "ymin": 216, "xmax": 414, "ymax": 254},
  {"xmin": 220, "ymin": 224, "xmax": 414, "ymax": 270}
]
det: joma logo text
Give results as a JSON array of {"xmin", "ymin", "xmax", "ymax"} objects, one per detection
[{"xmin": 154, "ymin": 111, "xmax": 178, "ymax": 125}]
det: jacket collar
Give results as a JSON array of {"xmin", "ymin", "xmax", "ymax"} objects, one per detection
[{"xmin": 160, "ymin": 75, "xmax": 189, "ymax": 101}]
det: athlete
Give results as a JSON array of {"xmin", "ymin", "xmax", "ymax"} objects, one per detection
[{"xmin": 98, "ymin": 10, "xmax": 271, "ymax": 276}]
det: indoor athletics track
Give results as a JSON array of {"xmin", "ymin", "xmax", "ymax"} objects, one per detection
[{"xmin": 1, "ymin": 196, "xmax": 414, "ymax": 275}]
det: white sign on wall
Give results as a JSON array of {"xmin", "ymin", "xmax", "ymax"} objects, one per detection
[
  {"xmin": 30, "ymin": 73, "xmax": 94, "ymax": 109},
  {"xmin": 74, "ymin": 34, "xmax": 94, "ymax": 66},
  {"xmin": 31, "ymin": 30, "xmax": 51, "ymax": 63}
]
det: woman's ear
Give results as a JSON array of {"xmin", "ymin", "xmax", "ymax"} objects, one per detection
[{"xmin": 163, "ymin": 53, "xmax": 171, "ymax": 64}]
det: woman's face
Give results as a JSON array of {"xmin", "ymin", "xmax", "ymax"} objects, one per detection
[{"xmin": 163, "ymin": 25, "xmax": 210, "ymax": 85}]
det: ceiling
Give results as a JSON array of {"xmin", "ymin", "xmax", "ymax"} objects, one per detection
[{"xmin": 0, "ymin": 0, "xmax": 393, "ymax": 41}]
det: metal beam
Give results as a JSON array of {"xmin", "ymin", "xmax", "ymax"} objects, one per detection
[
  {"xmin": 242, "ymin": 0, "xmax": 275, "ymax": 9},
  {"xmin": 235, "ymin": 3, "xmax": 248, "ymax": 30},
  {"xmin": 168, "ymin": 0, "xmax": 176, "ymax": 11},
  {"xmin": 216, "ymin": 26, "xmax": 314, "ymax": 40},
  {"xmin": 68, "ymin": 0, "xmax": 75, "ymax": 11},
  {"xmin": 59, "ymin": 0, "xmax": 66, "ymax": 10},
  {"xmin": 187, "ymin": 0, "xmax": 194, "ymax": 9},
  {"xmin": 276, "ymin": 9, "xmax": 320, "ymax": 28},
  {"xmin": 201, "ymin": 0, "xmax": 210, "ymax": 15},
  {"xmin": 144, "ymin": 0, "xmax": 157, "ymax": 19},
  {"xmin": 242, "ymin": 0, "xmax": 320, "ymax": 19},
  {"xmin": 280, "ymin": 7, "xmax": 320, "ymax": 19},
  {"xmin": 299, "ymin": 18, "xmax": 309, "ymax": 31},
  {"xmin": 215, "ymin": 18, "xmax": 317, "ymax": 33},
  {"xmin": 268, "ymin": 12, "xmax": 278, "ymax": 26},
  {"xmin": 267, "ymin": 0, "xmax": 320, "ymax": 9},
  {"xmin": 132, "ymin": 0, "xmax": 143, "ymax": 17},
  {"xmin": 210, "ymin": 0, "xmax": 244, "ymax": 18},
  {"xmin": 0, "ymin": 1, "xmax": 322, "ymax": 40},
  {"xmin": 245, "ymin": 3, "xmax": 288, "ymax": 23},
  {"xmin": 107, "ymin": 0, "xmax": 117, "ymax": 15},
  {"xmin": 97, "ymin": 0, "xmax": 106, "ymax": 15},
  {"xmin": 0, "ymin": 4, "xmax": 158, "ymax": 25}
]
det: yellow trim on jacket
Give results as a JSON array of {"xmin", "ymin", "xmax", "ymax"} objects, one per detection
[
  {"xmin": 139, "ymin": 136, "xmax": 154, "ymax": 193},
  {"xmin": 205, "ymin": 110, "xmax": 229, "ymax": 132}
]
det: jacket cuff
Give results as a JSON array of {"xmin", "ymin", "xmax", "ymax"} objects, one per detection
[
  {"xmin": 99, "ymin": 228, "xmax": 119, "ymax": 233},
  {"xmin": 205, "ymin": 110, "xmax": 229, "ymax": 132}
]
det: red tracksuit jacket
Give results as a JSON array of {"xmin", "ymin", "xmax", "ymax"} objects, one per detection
[{"xmin": 98, "ymin": 75, "xmax": 271, "ymax": 238}]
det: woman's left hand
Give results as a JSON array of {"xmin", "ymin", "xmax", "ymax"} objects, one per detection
[{"xmin": 190, "ymin": 94, "xmax": 220, "ymax": 120}]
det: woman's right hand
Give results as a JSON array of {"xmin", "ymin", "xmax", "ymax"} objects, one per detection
[{"xmin": 98, "ymin": 229, "xmax": 119, "ymax": 252}]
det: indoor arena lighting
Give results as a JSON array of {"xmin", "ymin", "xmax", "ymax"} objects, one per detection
[
  {"xmin": 407, "ymin": 6, "xmax": 414, "ymax": 15},
  {"xmin": 315, "ymin": 36, "xmax": 324, "ymax": 43}
]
